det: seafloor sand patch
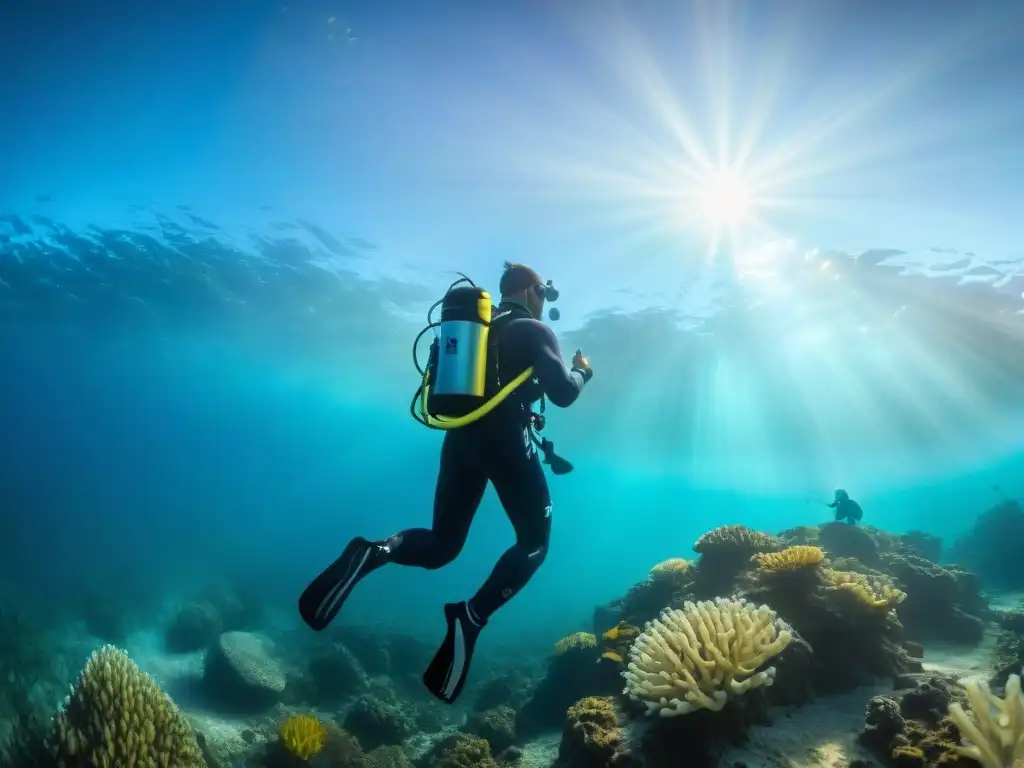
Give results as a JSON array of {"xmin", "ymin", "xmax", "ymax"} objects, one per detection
[
  {"xmin": 920, "ymin": 630, "xmax": 998, "ymax": 685},
  {"xmin": 715, "ymin": 685, "xmax": 890, "ymax": 768},
  {"xmin": 517, "ymin": 733, "xmax": 561, "ymax": 768}
]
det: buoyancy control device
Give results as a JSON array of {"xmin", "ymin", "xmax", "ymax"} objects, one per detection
[{"xmin": 408, "ymin": 274, "xmax": 574, "ymax": 472}]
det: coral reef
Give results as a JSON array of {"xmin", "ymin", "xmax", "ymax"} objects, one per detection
[
  {"xmin": 691, "ymin": 525, "xmax": 782, "ymax": 595},
  {"xmin": 419, "ymin": 733, "xmax": 498, "ymax": 768},
  {"xmin": 305, "ymin": 642, "xmax": 369, "ymax": 704},
  {"xmin": 780, "ymin": 522, "xmax": 988, "ymax": 646},
  {"xmin": 622, "ymin": 598, "xmax": 791, "ymax": 715},
  {"xmin": 465, "ymin": 706, "xmax": 516, "ymax": 754},
  {"xmin": 858, "ymin": 676, "xmax": 971, "ymax": 767},
  {"xmin": 517, "ymin": 630, "xmax": 620, "ymax": 738},
  {"xmin": 203, "ymin": 631, "xmax": 287, "ymax": 713},
  {"xmin": 343, "ymin": 695, "xmax": 414, "ymax": 749},
  {"xmin": 49, "ymin": 645, "xmax": 206, "ymax": 767},
  {"xmin": 948, "ymin": 672, "xmax": 1024, "ymax": 767},
  {"xmin": 279, "ymin": 714, "xmax": 328, "ymax": 760},
  {"xmin": 558, "ymin": 696, "xmax": 633, "ymax": 768},
  {"xmin": 752, "ymin": 545, "xmax": 825, "ymax": 571},
  {"xmin": 952, "ymin": 499, "xmax": 1024, "ymax": 589}
]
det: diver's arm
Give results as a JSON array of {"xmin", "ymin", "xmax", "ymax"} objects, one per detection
[{"xmin": 526, "ymin": 322, "xmax": 588, "ymax": 408}]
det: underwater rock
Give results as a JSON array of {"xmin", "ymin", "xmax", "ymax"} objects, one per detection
[
  {"xmin": 897, "ymin": 531, "xmax": 943, "ymax": 563},
  {"xmin": 165, "ymin": 601, "xmax": 224, "ymax": 653},
  {"xmin": 306, "ymin": 643, "xmax": 368, "ymax": 703},
  {"xmin": 951, "ymin": 499, "xmax": 1024, "ymax": 589},
  {"xmin": 202, "ymin": 630, "xmax": 287, "ymax": 713},
  {"xmin": 197, "ymin": 582, "xmax": 261, "ymax": 632},
  {"xmin": 465, "ymin": 707, "xmax": 517, "ymax": 754},
  {"xmin": 471, "ymin": 670, "xmax": 532, "ymax": 713},
  {"xmin": 818, "ymin": 521, "xmax": 880, "ymax": 565},
  {"xmin": 337, "ymin": 627, "xmax": 392, "ymax": 676},
  {"xmin": 343, "ymin": 695, "xmax": 414, "ymax": 749},
  {"xmin": 882, "ymin": 554, "xmax": 987, "ymax": 645},
  {"xmin": 638, "ymin": 696, "xmax": 769, "ymax": 768}
]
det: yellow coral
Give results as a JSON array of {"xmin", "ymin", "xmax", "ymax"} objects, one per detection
[
  {"xmin": 650, "ymin": 558, "xmax": 690, "ymax": 577},
  {"xmin": 48, "ymin": 645, "xmax": 206, "ymax": 768},
  {"xmin": 753, "ymin": 545, "xmax": 825, "ymax": 571},
  {"xmin": 948, "ymin": 672, "xmax": 1024, "ymax": 768},
  {"xmin": 280, "ymin": 714, "xmax": 328, "ymax": 760},
  {"xmin": 825, "ymin": 569, "xmax": 906, "ymax": 610},
  {"xmin": 554, "ymin": 632, "xmax": 597, "ymax": 655},
  {"xmin": 622, "ymin": 598, "xmax": 791, "ymax": 716},
  {"xmin": 693, "ymin": 525, "xmax": 781, "ymax": 556}
]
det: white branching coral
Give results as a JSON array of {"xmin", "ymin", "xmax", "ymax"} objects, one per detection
[
  {"xmin": 622, "ymin": 597, "xmax": 792, "ymax": 716},
  {"xmin": 948, "ymin": 671, "xmax": 1024, "ymax": 768}
]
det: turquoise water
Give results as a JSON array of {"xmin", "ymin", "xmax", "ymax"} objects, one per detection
[
  {"xmin": 2, "ymin": 0, "xmax": 1024, "ymax": 661},
  {"xmin": 1, "ymin": 210, "xmax": 1022, "ymax": 651}
]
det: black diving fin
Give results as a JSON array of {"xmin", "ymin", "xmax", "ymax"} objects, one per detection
[{"xmin": 540, "ymin": 439, "xmax": 574, "ymax": 475}]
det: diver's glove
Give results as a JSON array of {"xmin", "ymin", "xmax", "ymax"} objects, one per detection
[{"xmin": 571, "ymin": 348, "xmax": 593, "ymax": 383}]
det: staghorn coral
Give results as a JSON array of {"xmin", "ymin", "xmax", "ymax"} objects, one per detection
[
  {"xmin": 753, "ymin": 545, "xmax": 825, "ymax": 572},
  {"xmin": 279, "ymin": 714, "xmax": 328, "ymax": 761},
  {"xmin": 622, "ymin": 597, "xmax": 791, "ymax": 716},
  {"xmin": 948, "ymin": 672, "xmax": 1024, "ymax": 768},
  {"xmin": 554, "ymin": 632, "xmax": 597, "ymax": 656},
  {"xmin": 825, "ymin": 569, "xmax": 907, "ymax": 611},
  {"xmin": 49, "ymin": 645, "xmax": 205, "ymax": 768}
]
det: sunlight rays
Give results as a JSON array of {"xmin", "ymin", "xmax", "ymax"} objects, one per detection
[{"xmin": 431, "ymin": 2, "xmax": 1024, "ymax": 490}]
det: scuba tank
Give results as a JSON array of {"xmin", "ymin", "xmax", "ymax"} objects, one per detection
[
  {"xmin": 410, "ymin": 274, "xmax": 536, "ymax": 430},
  {"xmin": 426, "ymin": 285, "xmax": 493, "ymax": 418}
]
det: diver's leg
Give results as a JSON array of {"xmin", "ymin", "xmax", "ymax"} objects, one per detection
[
  {"xmin": 468, "ymin": 427, "xmax": 552, "ymax": 620},
  {"xmin": 423, "ymin": 426, "xmax": 550, "ymax": 704},
  {"xmin": 386, "ymin": 433, "xmax": 488, "ymax": 568},
  {"xmin": 299, "ymin": 434, "xmax": 485, "ymax": 632}
]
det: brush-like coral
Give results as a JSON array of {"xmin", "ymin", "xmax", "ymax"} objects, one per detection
[
  {"xmin": 279, "ymin": 714, "xmax": 328, "ymax": 760},
  {"xmin": 49, "ymin": 645, "xmax": 206, "ymax": 767},
  {"xmin": 753, "ymin": 545, "xmax": 825, "ymax": 572},
  {"xmin": 622, "ymin": 597, "xmax": 791, "ymax": 716},
  {"xmin": 825, "ymin": 569, "xmax": 907, "ymax": 611},
  {"xmin": 554, "ymin": 632, "xmax": 597, "ymax": 656},
  {"xmin": 948, "ymin": 672, "xmax": 1024, "ymax": 768},
  {"xmin": 694, "ymin": 525, "xmax": 782, "ymax": 557},
  {"xmin": 650, "ymin": 558, "xmax": 690, "ymax": 577}
]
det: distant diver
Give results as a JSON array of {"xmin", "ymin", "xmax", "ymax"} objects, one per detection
[
  {"xmin": 298, "ymin": 262, "xmax": 593, "ymax": 704},
  {"xmin": 828, "ymin": 489, "xmax": 863, "ymax": 525}
]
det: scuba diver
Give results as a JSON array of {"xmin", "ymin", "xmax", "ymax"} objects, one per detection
[
  {"xmin": 829, "ymin": 489, "xmax": 863, "ymax": 525},
  {"xmin": 298, "ymin": 262, "xmax": 593, "ymax": 704}
]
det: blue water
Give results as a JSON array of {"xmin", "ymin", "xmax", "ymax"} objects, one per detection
[{"xmin": 2, "ymin": 0, "xmax": 1024, "ymax": 655}]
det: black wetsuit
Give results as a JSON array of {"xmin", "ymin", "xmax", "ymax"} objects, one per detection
[
  {"xmin": 385, "ymin": 302, "xmax": 589, "ymax": 620},
  {"xmin": 829, "ymin": 498, "xmax": 863, "ymax": 524}
]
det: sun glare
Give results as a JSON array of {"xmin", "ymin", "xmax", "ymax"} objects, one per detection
[{"xmin": 696, "ymin": 170, "xmax": 754, "ymax": 227}]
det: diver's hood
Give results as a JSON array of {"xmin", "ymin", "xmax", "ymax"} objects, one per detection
[{"xmin": 834, "ymin": 489, "xmax": 849, "ymax": 501}]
